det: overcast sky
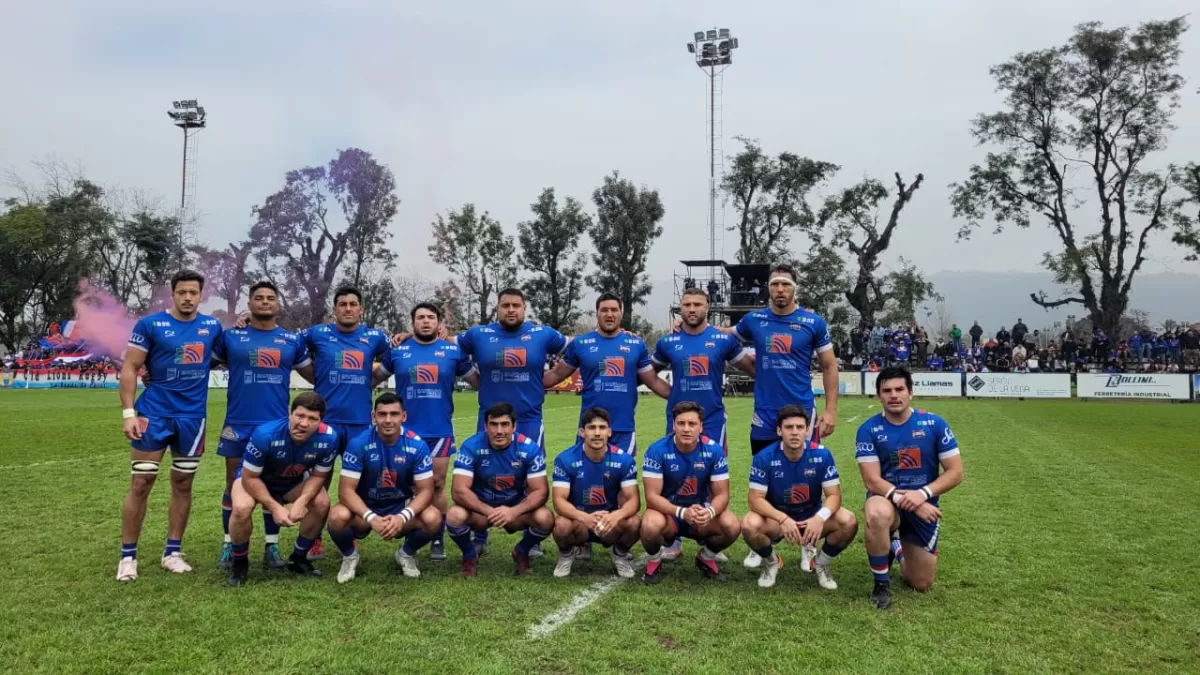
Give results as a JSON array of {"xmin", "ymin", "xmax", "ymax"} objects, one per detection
[{"xmin": 3, "ymin": 1, "xmax": 1198, "ymax": 319}]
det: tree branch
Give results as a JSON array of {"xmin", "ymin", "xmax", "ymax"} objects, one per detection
[{"xmin": 1029, "ymin": 292, "xmax": 1085, "ymax": 309}]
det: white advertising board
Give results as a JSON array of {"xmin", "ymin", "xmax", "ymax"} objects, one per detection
[
  {"xmin": 965, "ymin": 373, "xmax": 1071, "ymax": 398},
  {"xmin": 1076, "ymin": 373, "xmax": 1190, "ymax": 400},
  {"xmin": 863, "ymin": 371, "xmax": 962, "ymax": 397}
]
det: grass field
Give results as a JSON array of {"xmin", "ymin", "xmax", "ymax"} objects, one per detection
[{"xmin": 1, "ymin": 390, "xmax": 1199, "ymax": 674}]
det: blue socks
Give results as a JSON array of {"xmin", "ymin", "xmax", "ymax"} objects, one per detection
[
  {"xmin": 869, "ymin": 554, "xmax": 891, "ymax": 583},
  {"xmin": 263, "ymin": 510, "xmax": 280, "ymax": 544},
  {"xmin": 163, "ymin": 539, "xmax": 182, "ymax": 557},
  {"xmin": 329, "ymin": 528, "xmax": 358, "ymax": 557},
  {"xmin": 231, "ymin": 541, "xmax": 249, "ymax": 559},
  {"xmin": 121, "ymin": 543, "xmax": 137, "ymax": 560},
  {"xmin": 402, "ymin": 530, "xmax": 433, "ymax": 557},
  {"xmin": 448, "ymin": 523, "xmax": 477, "ymax": 560},
  {"xmin": 292, "ymin": 535, "xmax": 314, "ymax": 558},
  {"xmin": 514, "ymin": 527, "xmax": 550, "ymax": 556}
]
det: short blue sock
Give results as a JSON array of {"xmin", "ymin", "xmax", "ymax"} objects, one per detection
[
  {"xmin": 474, "ymin": 529, "xmax": 489, "ymax": 544},
  {"xmin": 263, "ymin": 510, "xmax": 280, "ymax": 538},
  {"xmin": 514, "ymin": 526, "xmax": 550, "ymax": 556},
  {"xmin": 868, "ymin": 553, "xmax": 891, "ymax": 583},
  {"xmin": 292, "ymin": 535, "xmax": 314, "ymax": 558},
  {"xmin": 120, "ymin": 543, "xmax": 137, "ymax": 560},
  {"xmin": 436, "ymin": 514, "xmax": 446, "ymax": 544},
  {"xmin": 231, "ymin": 541, "xmax": 250, "ymax": 558},
  {"xmin": 221, "ymin": 493, "xmax": 232, "ymax": 537},
  {"xmin": 890, "ymin": 538, "xmax": 905, "ymax": 564},
  {"xmin": 755, "ymin": 544, "xmax": 775, "ymax": 559},
  {"xmin": 402, "ymin": 530, "xmax": 433, "ymax": 556},
  {"xmin": 164, "ymin": 539, "xmax": 182, "ymax": 557},
  {"xmin": 822, "ymin": 540, "xmax": 848, "ymax": 559},
  {"xmin": 448, "ymin": 523, "xmax": 477, "ymax": 560},
  {"xmin": 328, "ymin": 527, "xmax": 357, "ymax": 557}
]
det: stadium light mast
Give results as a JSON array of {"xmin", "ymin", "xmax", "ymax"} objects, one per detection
[
  {"xmin": 686, "ymin": 28, "xmax": 738, "ymax": 268},
  {"xmin": 166, "ymin": 99, "xmax": 206, "ymax": 262}
]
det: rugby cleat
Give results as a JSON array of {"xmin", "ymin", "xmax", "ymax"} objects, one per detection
[
  {"xmin": 694, "ymin": 553, "xmax": 726, "ymax": 581},
  {"xmin": 743, "ymin": 550, "xmax": 763, "ymax": 569},
  {"xmin": 529, "ymin": 542, "xmax": 544, "ymax": 559},
  {"xmin": 337, "ymin": 553, "xmax": 360, "ymax": 584},
  {"xmin": 512, "ymin": 550, "xmax": 533, "ymax": 576},
  {"xmin": 757, "ymin": 554, "xmax": 782, "ymax": 588},
  {"xmin": 160, "ymin": 552, "xmax": 193, "ymax": 574},
  {"xmin": 227, "ymin": 557, "xmax": 249, "ymax": 587},
  {"xmin": 553, "ymin": 551, "xmax": 575, "ymax": 578},
  {"xmin": 474, "ymin": 542, "xmax": 489, "ymax": 558},
  {"xmin": 395, "ymin": 548, "xmax": 421, "ymax": 578},
  {"xmin": 305, "ymin": 539, "xmax": 325, "ymax": 561},
  {"xmin": 262, "ymin": 543, "xmax": 287, "ymax": 569},
  {"xmin": 871, "ymin": 581, "xmax": 892, "ymax": 609},
  {"xmin": 800, "ymin": 544, "xmax": 817, "ymax": 573},
  {"xmin": 662, "ymin": 538, "xmax": 683, "ymax": 562},
  {"xmin": 116, "ymin": 557, "xmax": 139, "ymax": 582},
  {"xmin": 815, "ymin": 562, "xmax": 838, "ymax": 590},
  {"xmin": 576, "ymin": 543, "xmax": 593, "ymax": 561},
  {"xmin": 217, "ymin": 543, "xmax": 233, "ymax": 570},
  {"xmin": 611, "ymin": 552, "xmax": 635, "ymax": 579},
  {"xmin": 429, "ymin": 539, "xmax": 447, "ymax": 562},
  {"xmin": 287, "ymin": 555, "xmax": 322, "ymax": 577},
  {"xmin": 642, "ymin": 559, "xmax": 663, "ymax": 585},
  {"xmin": 714, "ymin": 551, "xmax": 729, "ymax": 563},
  {"xmin": 462, "ymin": 557, "xmax": 479, "ymax": 578}
]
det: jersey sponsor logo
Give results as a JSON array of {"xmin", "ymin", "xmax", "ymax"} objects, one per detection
[
  {"xmin": 619, "ymin": 344, "xmax": 631, "ymax": 353},
  {"xmin": 688, "ymin": 356, "xmax": 710, "ymax": 377},
  {"xmin": 769, "ymin": 333, "xmax": 792, "ymax": 354},
  {"xmin": 749, "ymin": 465, "xmax": 767, "ymax": 481},
  {"xmin": 340, "ymin": 350, "xmax": 365, "ymax": 370},
  {"xmin": 587, "ymin": 486, "xmax": 607, "ymax": 506},
  {"xmin": 381, "ymin": 468, "xmax": 397, "ymax": 488},
  {"xmin": 498, "ymin": 348, "xmax": 527, "ymax": 368},
  {"xmin": 414, "ymin": 364, "xmax": 439, "ymax": 384},
  {"xmin": 803, "ymin": 468, "xmax": 817, "ymax": 477},
  {"xmin": 253, "ymin": 348, "xmax": 281, "ymax": 368},
  {"xmin": 521, "ymin": 334, "xmax": 532, "ymax": 341},
  {"xmin": 856, "ymin": 442, "xmax": 874, "ymax": 453},
  {"xmin": 280, "ymin": 463, "xmax": 306, "ymax": 478},
  {"xmin": 911, "ymin": 429, "xmax": 926, "ymax": 439},
  {"xmin": 825, "ymin": 465, "xmax": 837, "ymax": 479},
  {"xmin": 603, "ymin": 357, "xmax": 625, "ymax": 377},
  {"xmin": 175, "ymin": 343, "xmax": 205, "ymax": 364},
  {"xmin": 943, "ymin": 427, "xmax": 956, "ymax": 444},
  {"xmin": 897, "ymin": 447, "xmax": 922, "ymax": 470},
  {"xmin": 678, "ymin": 476, "xmax": 698, "ymax": 497},
  {"xmin": 493, "ymin": 474, "xmax": 515, "ymax": 491},
  {"xmin": 789, "ymin": 484, "xmax": 811, "ymax": 504}
]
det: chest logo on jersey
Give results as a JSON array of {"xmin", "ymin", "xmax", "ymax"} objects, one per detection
[
  {"xmin": 688, "ymin": 356, "xmax": 710, "ymax": 376},
  {"xmin": 603, "ymin": 357, "xmax": 625, "ymax": 377},
  {"xmin": 493, "ymin": 474, "xmax": 515, "ymax": 491},
  {"xmin": 619, "ymin": 345, "xmax": 631, "ymax": 353},
  {"xmin": 280, "ymin": 463, "xmax": 306, "ymax": 478},
  {"xmin": 252, "ymin": 348, "xmax": 281, "ymax": 368},
  {"xmin": 588, "ymin": 486, "xmax": 607, "ymax": 506},
  {"xmin": 381, "ymin": 469, "xmax": 397, "ymax": 488},
  {"xmin": 339, "ymin": 350, "xmax": 364, "ymax": 370},
  {"xmin": 175, "ymin": 343, "xmax": 205, "ymax": 364},
  {"xmin": 414, "ymin": 364, "xmax": 439, "ymax": 384},
  {"xmin": 789, "ymin": 484, "xmax": 811, "ymax": 504},
  {"xmin": 911, "ymin": 429, "xmax": 926, "ymax": 440},
  {"xmin": 497, "ymin": 348, "xmax": 527, "ymax": 368},
  {"xmin": 393, "ymin": 454, "xmax": 407, "ymax": 465},
  {"xmin": 198, "ymin": 328, "xmax": 211, "ymax": 336},
  {"xmin": 770, "ymin": 334, "xmax": 792, "ymax": 354},
  {"xmin": 678, "ymin": 476, "xmax": 699, "ymax": 497},
  {"xmin": 897, "ymin": 447, "xmax": 922, "ymax": 470}
]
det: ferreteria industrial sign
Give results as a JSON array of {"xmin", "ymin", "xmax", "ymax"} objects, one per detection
[
  {"xmin": 965, "ymin": 373, "xmax": 1071, "ymax": 399},
  {"xmin": 1076, "ymin": 373, "xmax": 1191, "ymax": 401}
]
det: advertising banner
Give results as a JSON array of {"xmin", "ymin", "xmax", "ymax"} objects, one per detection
[
  {"xmin": 814, "ymin": 372, "xmax": 862, "ymax": 396},
  {"xmin": 863, "ymin": 371, "xmax": 961, "ymax": 397},
  {"xmin": 0, "ymin": 372, "xmax": 129, "ymax": 390},
  {"xmin": 965, "ymin": 373, "xmax": 1072, "ymax": 398},
  {"xmin": 1076, "ymin": 373, "xmax": 1190, "ymax": 401}
]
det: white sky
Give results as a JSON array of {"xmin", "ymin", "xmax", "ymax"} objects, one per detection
[{"xmin": 2, "ymin": 1, "xmax": 1198, "ymax": 318}]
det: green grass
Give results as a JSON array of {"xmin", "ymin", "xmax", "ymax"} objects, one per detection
[{"xmin": 1, "ymin": 390, "xmax": 1199, "ymax": 674}]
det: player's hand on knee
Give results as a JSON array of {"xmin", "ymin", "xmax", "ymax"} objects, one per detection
[
  {"xmin": 779, "ymin": 518, "xmax": 803, "ymax": 545},
  {"xmin": 488, "ymin": 506, "xmax": 514, "ymax": 528},
  {"xmin": 915, "ymin": 502, "xmax": 941, "ymax": 523},
  {"xmin": 799, "ymin": 516, "xmax": 823, "ymax": 546},
  {"xmin": 595, "ymin": 512, "xmax": 619, "ymax": 537}
]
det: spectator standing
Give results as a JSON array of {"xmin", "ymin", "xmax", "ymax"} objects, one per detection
[
  {"xmin": 1012, "ymin": 318, "xmax": 1028, "ymax": 349},
  {"xmin": 950, "ymin": 324, "xmax": 963, "ymax": 353},
  {"xmin": 1167, "ymin": 330, "xmax": 1181, "ymax": 364},
  {"xmin": 969, "ymin": 321, "xmax": 983, "ymax": 348},
  {"xmin": 1182, "ymin": 326, "xmax": 1200, "ymax": 370},
  {"xmin": 913, "ymin": 327, "xmax": 929, "ymax": 362},
  {"xmin": 996, "ymin": 326, "xmax": 1012, "ymax": 349}
]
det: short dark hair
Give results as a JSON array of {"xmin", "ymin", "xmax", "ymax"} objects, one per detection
[
  {"xmin": 333, "ymin": 286, "xmax": 362, "ymax": 305},
  {"xmin": 411, "ymin": 302, "xmax": 442, "ymax": 322},
  {"xmin": 171, "ymin": 269, "xmax": 205, "ymax": 292},
  {"xmin": 291, "ymin": 391, "xmax": 326, "ymax": 417},
  {"xmin": 776, "ymin": 405, "xmax": 811, "ymax": 427},
  {"xmin": 497, "ymin": 287, "xmax": 525, "ymax": 303},
  {"xmin": 374, "ymin": 392, "xmax": 405, "ymax": 410},
  {"xmin": 595, "ymin": 292, "xmax": 623, "ymax": 311},
  {"xmin": 769, "ymin": 263, "xmax": 798, "ymax": 284},
  {"xmin": 670, "ymin": 401, "xmax": 704, "ymax": 420},
  {"xmin": 579, "ymin": 407, "xmax": 611, "ymax": 427},
  {"xmin": 484, "ymin": 402, "xmax": 516, "ymax": 424},
  {"xmin": 681, "ymin": 287, "xmax": 708, "ymax": 302},
  {"xmin": 248, "ymin": 280, "xmax": 278, "ymax": 297},
  {"xmin": 875, "ymin": 365, "xmax": 913, "ymax": 394}
]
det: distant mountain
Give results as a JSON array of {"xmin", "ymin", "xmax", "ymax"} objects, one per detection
[{"xmin": 637, "ymin": 271, "xmax": 1200, "ymax": 331}]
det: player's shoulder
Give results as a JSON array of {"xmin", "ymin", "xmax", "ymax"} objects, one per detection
[
  {"xmin": 812, "ymin": 444, "xmax": 836, "ymax": 461},
  {"xmin": 258, "ymin": 417, "xmax": 289, "ymax": 438},
  {"xmin": 315, "ymin": 421, "xmax": 340, "ymax": 441},
  {"xmin": 460, "ymin": 431, "xmax": 486, "ymax": 451},
  {"xmin": 513, "ymin": 433, "xmax": 539, "ymax": 451},
  {"xmin": 859, "ymin": 412, "xmax": 887, "ymax": 433},
  {"xmin": 556, "ymin": 444, "xmax": 582, "ymax": 462},
  {"xmin": 911, "ymin": 408, "xmax": 948, "ymax": 426},
  {"xmin": 433, "ymin": 338, "xmax": 461, "ymax": 352},
  {"xmin": 706, "ymin": 326, "xmax": 733, "ymax": 341},
  {"xmin": 403, "ymin": 427, "xmax": 425, "ymax": 444},
  {"xmin": 643, "ymin": 436, "xmax": 672, "ymax": 456},
  {"xmin": 196, "ymin": 313, "xmax": 221, "ymax": 327},
  {"xmin": 698, "ymin": 436, "xmax": 724, "ymax": 455}
]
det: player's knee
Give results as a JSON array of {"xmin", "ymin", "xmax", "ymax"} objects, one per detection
[
  {"xmin": 127, "ymin": 471, "xmax": 157, "ymax": 498},
  {"xmin": 328, "ymin": 504, "xmax": 351, "ymax": 530},
  {"xmin": 418, "ymin": 506, "xmax": 441, "ymax": 533},
  {"xmin": 641, "ymin": 510, "xmax": 666, "ymax": 538},
  {"xmin": 552, "ymin": 516, "xmax": 576, "ymax": 539},
  {"xmin": 620, "ymin": 515, "xmax": 641, "ymax": 535},
  {"xmin": 741, "ymin": 511, "xmax": 764, "ymax": 536},
  {"xmin": 721, "ymin": 511, "xmax": 742, "ymax": 538},
  {"xmin": 907, "ymin": 574, "xmax": 935, "ymax": 592},
  {"xmin": 533, "ymin": 507, "xmax": 554, "ymax": 531},
  {"xmin": 836, "ymin": 508, "xmax": 859, "ymax": 536},
  {"xmin": 170, "ymin": 456, "xmax": 201, "ymax": 478},
  {"xmin": 311, "ymin": 491, "xmax": 330, "ymax": 514},
  {"xmin": 446, "ymin": 506, "xmax": 468, "ymax": 527},
  {"xmin": 864, "ymin": 502, "xmax": 893, "ymax": 530}
]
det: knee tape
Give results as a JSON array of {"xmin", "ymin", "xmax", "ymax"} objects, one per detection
[
  {"xmin": 171, "ymin": 457, "xmax": 201, "ymax": 474},
  {"xmin": 131, "ymin": 460, "xmax": 160, "ymax": 476}
]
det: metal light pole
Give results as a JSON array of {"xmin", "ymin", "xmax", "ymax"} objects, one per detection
[
  {"xmin": 686, "ymin": 28, "xmax": 739, "ymax": 266},
  {"xmin": 167, "ymin": 99, "xmax": 206, "ymax": 263}
]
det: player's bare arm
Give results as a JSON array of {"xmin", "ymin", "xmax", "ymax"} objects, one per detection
[
  {"xmin": 543, "ymin": 361, "xmax": 576, "ymax": 388},
  {"xmin": 799, "ymin": 485, "xmax": 843, "ymax": 546},
  {"xmin": 287, "ymin": 468, "xmax": 328, "ymax": 521},
  {"xmin": 816, "ymin": 347, "xmax": 839, "ymax": 436},
  {"xmin": 638, "ymin": 368, "xmax": 672, "ymax": 399},
  {"xmin": 451, "ymin": 472, "xmax": 494, "ymax": 517},
  {"xmin": 747, "ymin": 489, "xmax": 801, "ymax": 541},
  {"xmin": 293, "ymin": 361, "xmax": 315, "ymax": 384},
  {"xmin": 119, "ymin": 347, "xmax": 147, "ymax": 440},
  {"xmin": 732, "ymin": 352, "xmax": 756, "ymax": 376},
  {"xmin": 407, "ymin": 475, "xmax": 435, "ymax": 520},
  {"xmin": 336, "ymin": 474, "xmax": 397, "ymax": 537},
  {"xmin": 552, "ymin": 486, "xmax": 600, "ymax": 528},
  {"xmin": 641, "ymin": 476, "xmax": 676, "ymax": 518},
  {"xmin": 857, "ymin": 459, "xmax": 903, "ymax": 507},
  {"xmin": 240, "ymin": 470, "xmax": 290, "ymax": 526},
  {"xmin": 463, "ymin": 370, "xmax": 480, "ymax": 389},
  {"xmin": 507, "ymin": 475, "xmax": 549, "ymax": 519},
  {"xmin": 369, "ymin": 363, "xmax": 389, "ymax": 388}
]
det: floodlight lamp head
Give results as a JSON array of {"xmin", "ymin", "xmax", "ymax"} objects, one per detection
[
  {"xmin": 694, "ymin": 31, "xmax": 704, "ymax": 41},
  {"xmin": 706, "ymin": 29, "xmax": 717, "ymax": 40},
  {"xmin": 687, "ymin": 43, "xmax": 695, "ymax": 53}
]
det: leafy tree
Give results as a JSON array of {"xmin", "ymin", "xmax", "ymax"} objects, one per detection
[
  {"xmin": 819, "ymin": 173, "xmax": 926, "ymax": 326},
  {"xmin": 587, "ymin": 171, "xmax": 665, "ymax": 329},
  {"xmin": 431, "ymin": 280, "xmax": 469, "ymax": 333},
  {"xmin": 878, "ymin": 259, "xmax": 940, "ymax": 327},
  {"xmin": 950, "ymin": 18, "xmax": 1190, "ymax": 340},
  {"xmin": 249, "ymin": 148, "xmax": 399, "ymax": 327},
  {"xmin": 0, "ymin": 202, "xmax": 46, "ymax": 351},
  {"xmin": 190, "ymin": 241, "xmax": 253, "ymax": 320},
  {"xmin": 93, "ymin": 210, "xmax": 178, "ymax": 312},
  {"xmin": 517, "ymin": 188, "xmax": 590, "ymax": 330},
  {"xmin": 792, "ymin": 245, "xmax": 852, "ymax": 342},
  {"xmin": 724, "ymin": 138, "xmax": 838, "ymax": 264},
  {"xmin": 1173, "ymin": 163, "xmax": 1200, "ymax": 260},
  {"xmin": 428, "ymin": 204, "xmax": 517, "ymax": 325}
]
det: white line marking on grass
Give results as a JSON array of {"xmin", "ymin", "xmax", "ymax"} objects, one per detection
[
  {"xmin": 527, "ymin": 557, "xmax": 645, "ymax": 640},
  {"xmin": 0, "ymin": 453, "xmax": 121, "ymax": 471},
  {"xmin": 846, "ymin": 415, "xmax": 860, "ymax": 423}
]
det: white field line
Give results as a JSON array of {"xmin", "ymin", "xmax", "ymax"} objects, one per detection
[
  {"xmin": 0, "ymin": 453, "xmax": 123, "ymax": 471},
  {"xmin": 527, "ymin": 557, "xmax": 646, "ymax": 640}
]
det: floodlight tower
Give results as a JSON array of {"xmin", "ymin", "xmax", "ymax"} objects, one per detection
[
  {"xmin": 686, "ymin": 28, "xmax": 739, "ymax": 269},
  {"xmin": 166, "ymin": 99, "xmax": 207, "ymax": 258}
]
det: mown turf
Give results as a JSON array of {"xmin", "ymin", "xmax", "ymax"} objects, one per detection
[{"xmin": 0, "ymin": 390, "xmax": 1198, "ymax": 674}]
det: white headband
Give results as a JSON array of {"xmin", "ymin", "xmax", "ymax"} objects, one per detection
[{"xmin": 768, "ymin": 275, "xmax": 797, "ymax": 288}]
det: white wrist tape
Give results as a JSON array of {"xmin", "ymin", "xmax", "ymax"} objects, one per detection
[
  {"xmin": 920, "ymin": 487, "xmax": 934, "ymax": 500},
  {"xmin": 675, "ymin": 506, "xmax": 686, "ymax": 520},
  {"xmin": 364, "ymin": 511, "xmax": 378, "ymax": 523},
  {"xmin": 122, "ymin": 408, "xmax": 137, "ymax": 420},
  {"xmin": 400, "ymin": 507, "xmax": 414, "ymax": 522},
  {"xmin": 705, "ymin": 505, "xmax": 717, "ymax": 519},
  {"xmin": 891, "ymin": 491, "xmax": 903, "ymax": 505},
  {"xmin": 816, "ymin": 507, "xmax": 832, "ymax": 521}
]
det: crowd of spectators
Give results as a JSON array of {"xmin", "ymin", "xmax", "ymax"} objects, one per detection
[
  {"xmin": 2, "ymin": 331, "xmax": 117, "ymax": 382},
  {"xmin": 839, "ymin": 319, "xmax": 1200, "ymax": 375}
]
